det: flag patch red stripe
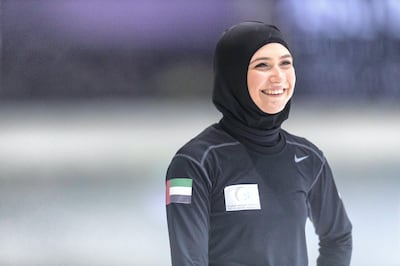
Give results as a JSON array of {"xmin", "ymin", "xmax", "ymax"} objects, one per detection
[{"xmin": 166, "ymin": 180, "xmax": 171, "ymax": 205}]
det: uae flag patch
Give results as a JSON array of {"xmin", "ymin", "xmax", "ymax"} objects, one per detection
[{"xmin": 166, "ymin": 178, "xmax": 193, "ymax": 205}]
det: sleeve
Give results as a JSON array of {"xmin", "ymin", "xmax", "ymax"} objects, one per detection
[
  {"xmin": 307, "ymin": 159, "xmax": 353, "ymax": 266},
  {"xmin": 165, "ymin": 154, "xmax": 211, "ymax": 266}
]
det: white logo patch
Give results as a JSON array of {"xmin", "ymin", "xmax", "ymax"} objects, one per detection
[{"xmin": 224, "ymin": 184, "xmax": 261, "ymax": 211}]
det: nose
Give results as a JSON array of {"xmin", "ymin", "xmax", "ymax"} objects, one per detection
[{"xmin": 269, "ymin": 66, "xmax": 283, "ymax": 83}]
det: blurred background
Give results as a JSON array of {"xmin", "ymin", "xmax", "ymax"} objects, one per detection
[{"xmin": 0, "ymin": 0, "xmax": 399, "ymax": 265}]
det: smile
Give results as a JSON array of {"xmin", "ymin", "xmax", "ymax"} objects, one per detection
[{"xmin": 261, "ymin": 88, "xmax": 286, "ymax": 95}]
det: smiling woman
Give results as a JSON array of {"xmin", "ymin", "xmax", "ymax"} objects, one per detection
[{"xmin": 165, "ymin": 21, "xmax": 353, "ymax": 266}]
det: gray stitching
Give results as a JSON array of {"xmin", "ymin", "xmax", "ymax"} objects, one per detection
[
  {"xmin": 174, "ymin": 153, "xmax": 212, "ymax": 188},
  {"xmin": 174, "ymin": 141, "xmax": 240, "ymax": 188},
  {"xmin": 308, "ymin": 159, "xmax": 326, "ymax": 192},
  {"xmin": 286, "ymin": 140, "xmax": 327, "ymax": 192},
  {"xmin": 200, "ymin": 142, "xmax": 240, "ymax": 165}
]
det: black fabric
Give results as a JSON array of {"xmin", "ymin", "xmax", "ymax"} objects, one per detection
[
  {"xmin": 212, "ymin": 21, "xmax": 291, "ymax": 133},
  {"xmin": 220, "ymin": 116, "xmax": 285, "ymax": 154},
  {"xmin": 166, "ymin": 125, "xmax": 353, "ymax": 265}
]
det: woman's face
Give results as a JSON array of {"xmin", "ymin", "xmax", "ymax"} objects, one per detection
[{"xmin": 247, "ymin": 43, "xmax": 296, "ymax": 114}]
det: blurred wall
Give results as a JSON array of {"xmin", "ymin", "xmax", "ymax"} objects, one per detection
[{"xmin": 1, "ymin": 0, "xmax": 400, "ymax": 102}]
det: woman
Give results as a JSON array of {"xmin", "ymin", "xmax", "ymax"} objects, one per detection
[{"xmin": 165, "ymin": 21, "xmax": 352, "ymax": 266}]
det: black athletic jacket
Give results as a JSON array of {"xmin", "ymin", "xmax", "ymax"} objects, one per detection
[
  {"xmin": 166, "ymin": 21, "xmax": 352, "ymax": 266},
  {"xmin": 166, "ymin": 124, "xmax": 352, "ymax": 266}
]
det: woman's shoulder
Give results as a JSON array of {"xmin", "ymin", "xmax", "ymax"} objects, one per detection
[
  {"xmin": 281, "ymin": 129, "xmax": 324, "ymax": 158},
  {"xmin": 174, "ymin": 124, "xmax": 240, "ymax": 163}
]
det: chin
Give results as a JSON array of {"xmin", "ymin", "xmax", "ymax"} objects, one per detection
[
  {"xmin": 260, "ymin": 103, "xmax": 286, "ymax": 114},
  {"xmin": 266, "ymin": 110, "xmax": 282, "ymax": 114},
  {"xmin": 261, "ymin": 107, "xmax": 283, "ymax": 114}
]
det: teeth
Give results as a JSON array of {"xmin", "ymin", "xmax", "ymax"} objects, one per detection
[{"xmin": 263, "ymin": 89, "xmax": 284, "ymax": 95}]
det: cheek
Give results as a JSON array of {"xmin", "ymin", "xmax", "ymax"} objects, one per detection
[
  {"xmin": 247, "ymin": 72, "xmax": 265, "ymax": 92},
  {"xmin": 247, "ymin": 72, "xmax": 255, "ymax": 96},
  {"xmin": 288, "ymin": 70, "xmax": 296, "ymax": 88}
]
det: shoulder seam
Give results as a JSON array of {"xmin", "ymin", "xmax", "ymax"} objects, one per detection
[
  {"xmin": 307, "ymin": 159, "xmax": 326, "ymax": 192},
  {"xmin": 286, "ymin": 140, "xmax": 327, "ymax": 192},
  {"xmin": 173, "ymin": 141, "xmax": 240, "ymax": 188},
  {"xmin": 200, "ymin": 141, "xmax": 240, "ymax": 165},
  {"xmin": 173, "ymin": 153, "xmax": 212, "ymax": 188}
]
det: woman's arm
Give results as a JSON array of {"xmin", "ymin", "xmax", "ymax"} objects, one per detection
[
  {"xmin": 166, "ymin": 155, "xmax": 211, "ymax": 266},
  {"xmin": 307, "ymin": 159, "xmax": 353, "ymax": 266}
]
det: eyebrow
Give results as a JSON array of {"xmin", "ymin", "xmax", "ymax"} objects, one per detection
[{"xmin": 250, "ymin": 54, "xmax": 292, "ymax": 64}]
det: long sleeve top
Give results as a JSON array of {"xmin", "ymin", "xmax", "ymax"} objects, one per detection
[{"xmin": 166, "ymin": 123, "xmax": 352, "ymax": 266}]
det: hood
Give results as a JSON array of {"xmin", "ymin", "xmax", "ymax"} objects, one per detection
[{"xmin": 212, "ymin": 21, "xmax": 291, "ymax": 130}]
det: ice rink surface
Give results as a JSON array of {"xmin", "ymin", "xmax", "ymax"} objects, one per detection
[{"xmin": 0, "ymin": 99, "xmax": 399, "ymax": 265}]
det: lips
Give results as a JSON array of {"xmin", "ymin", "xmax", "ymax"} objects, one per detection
[{"xmin": 261, "ymin": 88, "xmax": 286, "ymax": 95}]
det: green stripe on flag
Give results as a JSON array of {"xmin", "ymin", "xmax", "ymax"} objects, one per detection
[{"xmin": 170, "ymin": 178, "xmax": 192, "ymax": 188}]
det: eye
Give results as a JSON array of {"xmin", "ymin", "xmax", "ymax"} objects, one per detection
[
  {"xmin": 255, "ymin": 63, "xmax": 269, "ymax": 68},
  {"xmin": 280, "ymin": 60, "xmax": 292, "ymax": 67}
]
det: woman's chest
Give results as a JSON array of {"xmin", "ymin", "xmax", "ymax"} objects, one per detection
[{"xmin": 209, "ymin": 152, "xmax": 312, "ymax": 219}]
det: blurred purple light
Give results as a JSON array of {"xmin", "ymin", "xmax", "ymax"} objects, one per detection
[
  {"xmin": 278, "ymin": 0, "xmax": 400, "ymax": 40},
  {"xmin": 29, "ymin": 0, "xmax": 238, "ymax": 49}
]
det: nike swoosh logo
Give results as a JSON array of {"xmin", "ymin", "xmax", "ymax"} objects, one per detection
[{"xmin": 294, "ymin": 155, "xmax": 309, "ymax": 163}]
